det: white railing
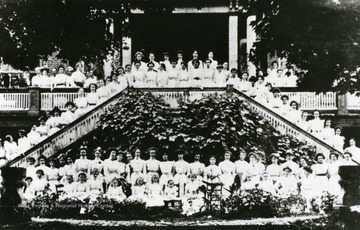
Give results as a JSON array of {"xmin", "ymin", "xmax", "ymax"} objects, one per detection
[
  {"xmin": 234, "ymin": 89, "xmax": 341, "ymax": 158},
  {"xmin": 347, "ymin": 92, "xmax": 360, "ymax": 110},
  {"xmin": 9, "ymin": 89, "xmax": 126, "ymax": 168},
  {"xmin": 41, "ymin": 93, "xmax": 88, "ymax": 111},
  {"xmin": 0, "ymin": 93, "xmax": 30, "ymax": 110},
  {"xmin": 279, "ymin": 92, "xmax": 337, "ymax": 110}
]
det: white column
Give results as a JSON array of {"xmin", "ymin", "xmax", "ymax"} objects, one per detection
[
  {"xmin": 228, "ymin": 14, "xmax": 238, "ymax": 70},
  {"xmin": 122, "ymin": 37, "xmax": 132, "ymax": 66},
  {"xmin": 247, "ymin": 15, "xmax": 256, "ymax": 76}
]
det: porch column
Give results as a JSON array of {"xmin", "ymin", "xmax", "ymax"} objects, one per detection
[
  {"xmin": 247, "ymin": 15, "xmax": 256, "ymax": 77},
  {"xmin": 228, "ymin": 14, "xmax": 238, "ymax": 70},
  {"xmin": 337, "ymin": 93, "xmax": 349, "ymax": 115},
  {"xmin": 122, "ymin": 36, "xmax": 132, "ymax": 66}
]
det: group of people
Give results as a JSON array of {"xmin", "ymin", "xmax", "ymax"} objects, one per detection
[{"xmin": 18, "ymin": 144, "xmax": 359, "ymax": 212}]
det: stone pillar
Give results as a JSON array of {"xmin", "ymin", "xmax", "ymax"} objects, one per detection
[
  {"xmin": 0, "ymin": 167, "xmax": 29, "ymax": 223},
  {"xmin": 28, "ymin": 87, "xmax": 41, "ymax": 116},
  {"xmin": 228, "ymin": 14, "xmax": 238, "ymax": 70},
  {"xmin": 247, "ymin": 15, "xmax": 257, "ymax": 77},
  {"xmin": 337, "ymin": 93, "xmax": 349, "ymax": 115}
]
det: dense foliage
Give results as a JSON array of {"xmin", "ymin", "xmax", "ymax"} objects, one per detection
[
  {"xmin": 89, "ymin": 89, "xmax": 316, "ymax": 163},
  {"xmin": 246, "ymin": 0, "xmax": 360, "ymax": 93}
]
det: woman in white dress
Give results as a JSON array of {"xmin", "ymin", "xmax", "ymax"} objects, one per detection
[
  {"xmin": 103, "ymin": 148, "xmax": 120, "ymax": 183},
  {"xmin": 129, "ymin": 148, "xmax": 145, "ymax": 185},
  {"xmin": 309, "ymin": 110, "xmax": 324, "ymax": 139},
  {"xmin": 344, "ymin": 138, "xmax": 360, "ymax": 164},
  {"xmin": 332, "ymin": 127, "xmax": 345, "ymax": 152},
  {"xmin": 88, "ymin": 168, "xmax": 105, "ymax": 195},
  {"xmin": 32, "ymin": 169, "xmax": 49, "ymax": 196},
  {"xmin": 322, "ymin": 119, "xmax": 335, "ymax": 145},
  {"xmin": 36, "ymin": 117, "xmax": 49, "ymax": 141},
  {"xmin": 218, "ymin": 151, "xmax": 236, "ymax": 197},
  {"xmin": 145, "ymin": 62, "xmax": 157, "ymax": 87},
  {"xmin": 74, "ymin": 172, "xmax": 90, "ymax": 196},
  {"xmin": 300, "ymin": 166, "xmax": 316, "ymax": 212},
  {"xmin": 47, "ymin": 158, "xmax": 60, "ymax": 193},
  {"xmin": 47, "ymin": 108, "xmax": 62, "ymax": 136},
  {"xmin": 159, "ymin": 153, "xmax": 174, "ymax": 187},
  {"xmin": 90, "ymin": 147, "xmax": 104, "ymax": 176},
  {"xmin": 157, "ymin": 63, "xmax": 168, "ymax": 87},
  {"xmin": 286, "ymin": 101, "xmax": 301, "ymax": 124},
  {"xmin": 266, "ymin": 153, "xmax": 282, "ymax": 183},
  {"xmin": 311, "ymin": 153, "xmax": 329, "ymax": 196},
  {"xmin": 74, "ymin": 88, "xmax": 88, "ymax": 119},
  {"xmin": 146, "ymin": 175, "xmax": 164, "ymax": 207},
  {"xmin": 4, "ymin": 135, "xmax": 18, "ymax": 160},
  {"xmin": 132, "ymin": 61, "xmax": 146, "ymax": 88},
  {"xmin": 27, "ymin": 124, "xmax": 41, "ymax": 146},
  {"xmin": 297, "ymin": 111, "xmax": 310, "ymax": 132},
  {"xmin": 189, "ymin": 153, "xmax": 205, "ymax": 185},
  {"xmin": 173, "ymin": 150, "xmax": 189, "ymax": 196},
  {"xmin": 167, "ymin": 61, "xmax": 179, "ymax": 87},
  {"xmin": 145, "ymin": 147, "xmax": 160, "ymax": 184},
  {"xmin": 107, "ymin": 177, "xmax": 126, "ymax": 201},
  {"xmin": 246, "ymin": 152, "xmax": 265, "ymax": 183},
  {"xmin": 327, "ymin": 152, "xmax": 342, "ymax": 201},
  {"xmin": 86, "ymin": 83, "xmax": 99, "ymax": 109},
  {"xmin": 204, "ymin": 156, "xmax": 221, "ymax": 184},
  {"xmin": 213, "ymin": 65, "xmax": 227, "ymax": 87},
  {"xmin": 178, "ymin": 62, "xmax": 190, "ymax": 87},
  {"xmin": 238, "ymin": 72, "xmax": 252, "ymax": 93},
  {"xmin": 276, "ymin": 166, "xmax": 298, "ymax": 197},
  {"xmin": 208, "ymin": 51, "xmax": 218, "ymax": 70},
  {"xmin": 74, "ymin": 146, "xmax": 91, "ymax": 178},
  {"xmin": 234, "ymin": 149, "xmax": 249, "ymax": 183},
  {"xmin": 59, "ymin": 155, "xmax": 76, "ymax": 183},
  {"xmin": 97, "ymin": 78, "xmax": 110, "ymax": 104},
  {"xmin": 190, "ymin": 60, "xmax": 203, "ymax": 88},
  {"xmin": 203, "ymin": 59, "xmax": 215, "ymax": 87}
]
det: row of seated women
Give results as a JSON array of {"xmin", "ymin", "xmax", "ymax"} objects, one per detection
[{"xmin": 22, "ymin": 146, "xmax": 357, "ymax": 208}]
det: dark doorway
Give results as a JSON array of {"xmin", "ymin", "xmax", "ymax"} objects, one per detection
[{"xmin": 129, "ymin": 13, "xmax": 229, "ymax": 64}]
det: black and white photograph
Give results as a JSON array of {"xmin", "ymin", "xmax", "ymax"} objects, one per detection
[{"xmin": 0, "ymin": 0, "xmax": 360, "ymax": 229}]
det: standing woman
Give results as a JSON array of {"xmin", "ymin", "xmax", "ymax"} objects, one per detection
[
  {"xmin": 59, "ymin": 155, "xmax": 76, "ymax": 183},
  {"xmin": 234, "ymin": 148, "xmax": 249, "ymax": 183},
  {"xmin": 332, "ymin": 127, "xmax": 345, "ymax": 152},
  {"xmin": 266, "ymin": 153, "xmax": 282, "ymax": 183},
  {"xmin": 311, "ymin": 153, "xmax": 329, "ymax": 196},
  {"xmin": 36, "ymin": 117, "xmax": 49, "ymax": 141},
  {"xmin": 74, "ymin": 146, "xmax": 91, "ymax": 178},
  {"xmin": 90, "ymin": 147, "xmax": 104, "ymax": 176},
  {"xmin": 218, "ymin": 151, "xmax": 236, "ymax": 197},
  {"xmin": 74, "ymin": 87, "xmax": 88, "ymax": 119},
  {"xmin": 207, "ymin": 51, "xmax": 218, "ymax": 70},
  {"xmin": 238, "ymin": 72, "xmax": 252, "ymax": 93},
  {"xmin": 322, "ymin": 119, "xmax": 335, "ymax": 145},
  {"xmin": 245, "ymin": 152, "xmax": 265, "ymax": 183},
  {"xmin": 86, "ymin": 83, "xmax": 99, "ymax": 109},
  {"xmin": 71, "ymin": 63, "xmax": 86, "ymax": 87},
  {"xmin": 132, "ymin": 61, "xmax": 146, "ymax": 88},
  {"xmin": 309, "ymin": 110, "xmax": 324, "ymax": 139},
  {"xmin": 190, "ymin": 60, "xmax": 204, "ymax": 88},
  {"xmin": 128, "ymin": 148, "xmax": 145, "ymax": 185},
  {"xmin": 157, "ymin": 63, "xmax": 169, "ymax": 87},
  {"xmin": 297, "ymin": 111, "xmax": 310, "ymax": 132},
  {"xmin": 131, "ymin": 51, "xmax": 147, "ymax": 72},
  {"xmin": 4, "ymin": 135, "xmax": 18, "ymax": 161},
  {"xmin": 116, "ymin": 151, "xmax": 127, "ymax": 180},
  {"xmin": 203, "ymin": 59, "xmax": 215, "ymax": 87},
  {"xmin": 167, "ymin": 60, "xmax": 179, "ymax": 87},
  {"xmin": 103, "ymin": 148, "xmax": 121, "ymax": 183},
  {"xmin": 159, "ymin": 153, "xmax": 174, "ymax": 188},
  {"xmin": 204, "ymin": 156, "xmax": 221, "ymax": 184},
  {"xmin": 286, "ymin": 101, "xmax": 301, "ymax": 124},
  {"xmin": 47, "ymin": 158, "xmax": 60, "ymax": 193},
  {"xmin": 327, "ymin": 152, "xmax": 342, "ymax": 201},
  {"xmin": 178, "ymin": 62, "xmax": 190, "ymax": 87},
  {"xmin": 145, "ymin": 62, "xmax": 157, "ymax": 87},
  {"xmin": 144, "ymin": 147, "xmax": 160, "ymax": 184}
]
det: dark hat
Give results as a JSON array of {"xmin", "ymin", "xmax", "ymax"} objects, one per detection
[
  {"xmin": 285, "ymin": 150, "xmax": 294, "ymax": 156},
  {"xmin": 65, "ymin": 101, "xmax": 75, "ymax": 107},
  {"xmin": 344, "ymin": 151, "xmax": 352, "ymax": 157},
  {"xmin": 36, "ymin": 169, "xmax": 44, "ymax": 175},
  {"xmin": 79, "ymin": 145, "xmax": 87, "ymax": 151},
  {"xmin": 303, "ymin": 166, "xmax": 313, "ymax": 174},
  {"xmin": 38, "ymin": 116, "xmax": 46, "ymax": 122},
  {"xmin": 329, "ymin": 151, "xmax": 339, "ymax": 159},
  {"xmin": 52, "ymin": 106, "xmax": 61, "ymax": 115},
  {"xmin": 135, "ymin": 51, "xmax": 144, "ymax": 57},
  {"xmin": 147, "ymin": 62, "xmax": 155, "ymax": 67},
  {"xmin": 27, "ymin": 157, "xmax": 36, "ymax": 163},
  {"xmin": 272, "ymin": 88, "xmax": 281, "ymax": 93},
  {"xmin": 283, "ymin": 166, "xmax": 292, "ymax": 172},
  {"xmin": 163, "ymin": 52, "xmax": 169, "ymax": 56},
  {"xmin": 176, "ymin": 50, "xmax": 183, "ymax": 55},
  {"xmin": 315, "ymin": 153, "xmax": 325, "ymax": 160},
  {"xmin": 281, "ymin": 95, "xmax": 289, "ymax": 100},
  {"xmin": 270, "ymin": 153, "xmax": 280, "ymax": 158},
  {"xmin": 248, "ymin": 152, "xmax": 258, "ymax": 159},
  {"xmin": 40, "ymin": 66, "xmax": 49, "ymax": 72},
  {"xmin": 25, "ymin": 176, "xmax": 33, "ymax": 181},
  {"xmin": 77, "ymin": 172, "xmax": 87, "ymax": 178}
]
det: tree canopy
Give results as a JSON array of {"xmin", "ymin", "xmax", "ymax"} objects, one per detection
[
  {"xmin": 246, "ymin": 0, "xmax": 360, "ymax": 93},
  {"xmin": 0, "ymin": 0, "xmax": 131, "ymax": 69}
]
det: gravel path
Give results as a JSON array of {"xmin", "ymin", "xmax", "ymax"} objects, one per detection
[{"xmin": 32, "ymin": 215, "xmax": 323, "ymax": 227}]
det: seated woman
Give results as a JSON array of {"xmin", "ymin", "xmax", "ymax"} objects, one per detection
[
  {"xmin": 300, "ymin": 166, "xmax": 316, "ymax": 213},
  {"xmin": 182, "ymin": 173, "xmax": 204, "ymax": 215},
  {"xmin": 32, "ymin": 169, "xmax": 49, "ymax": 196},
  {"xmin": 60, "ymin": 101, "xmax": 75, "ymax": 126},
  {"xmin": 23, "ymin": 176, "xmax": 35, "ymax": 202},
  {"xmin": 322, "ymin": 119, "xmax": 335, "ymax": 145},
  {"xmin": 106, "ymin": 177, "xmax": 126, "ymax": 202},
  {"xmin": 129, "ymin": 176, "xmax": 147, "ymax": 201},
  {"xmin": 74, "ymin": 88, "xmax": 88, "ymax": 119},
  {"xmin": 204, "ymin": 156, "xmax": 221, "ymax": 184},
  {"xmin": 36, "ymin": 117, "xmax": 49, "ymax": 141},
  {"xmin": 308, "ymin": 110, "xmax": 324, "ymax": 140},
  {"xmin": 88, "ymin": 168, "xmax": 105, "ymax": 195},
  {"xmin": 146, "ymin": 174, "xmax": 165, "ymax": 207},
  {"xmin": 286, "ymin": 101, "xmax": 301, "ymax": 124},
  {"xmin": 258, "ymin": 171, "xmax": 276, "ymax": 195},
  {"xmin": 74, "ymin": 172, "xmax": 90, "ymax": 198},
  {"xmin": 27, "ymin": 124, "xmax": 41, "ymax": 146},
  {"xmin": 276, "ymin": 166, "xmax": 298, "ymax": 198},
  {"xmin": 332, "ymin": 127, "xmax": 345, "ymax": 152},
  {"xmin": 46, "ymin": 107, "xmax": 62, "ymax": 136},
  {"xmin": 97, "ymin": 78, "xmax": 110, "ymax": 104},
  {"xmin": 164, "ymin": 179, "xmax": 179, "ymax": 200},
  {"xmin": 59, "ymin": 155, "xmax": 76, "ymax": 183},
  {"xmin": 61, "ymin": 175, "xmax": 75, "ymax": 196}
]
